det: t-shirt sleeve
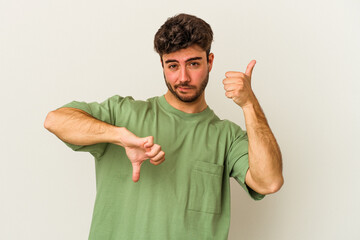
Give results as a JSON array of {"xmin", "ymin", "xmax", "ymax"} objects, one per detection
[
  {"xmin": 58, "ymin": 95, "xmax": 124, "ymax": 159},
  {"xmin": 227, "ymin": 128, "xmax": 265, "ymax": 201}
]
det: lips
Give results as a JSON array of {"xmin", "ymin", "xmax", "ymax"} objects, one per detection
[
  {"xmin": 178, "ymin": 87, "xmax": 192, "ymax": 91},
  {"xmin": 176, "ymin": 85, "xmax": 195, "ymax": 91},
  {"xmin": 178, "ymin": 87, "xmax": 195, "ymax": 93}
]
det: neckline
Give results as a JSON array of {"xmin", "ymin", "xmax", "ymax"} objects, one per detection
[{"xmin": 157, "ymin": 95, "xmax": 213, "ymax": 121}]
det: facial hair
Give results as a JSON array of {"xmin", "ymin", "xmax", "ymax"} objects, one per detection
[{"xmin": 164, "ymin": 71, "xmax": 209, "ymax": 103}]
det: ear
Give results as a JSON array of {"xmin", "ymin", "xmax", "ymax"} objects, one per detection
[{"xmin": 207, "ymin": 53, "xmax": 214, "ymax": 72}]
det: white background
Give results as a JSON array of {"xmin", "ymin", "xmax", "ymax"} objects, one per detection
[{"xmin": 1, "ymin": 0, "xmax": 359, "ymax": 239}]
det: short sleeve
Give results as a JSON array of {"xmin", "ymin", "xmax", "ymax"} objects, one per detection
[
  {"xmin": 227, "ymin": 128, "xmax": 265, "ymax": 201},
  {"xmin": 58, "ymin": 95, "xmax": 125, "ymax": 159}
]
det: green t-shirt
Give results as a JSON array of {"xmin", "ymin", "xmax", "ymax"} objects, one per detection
[{"xmin": 61, "ymin": 95, "xmax": 265, "ymax": 240}]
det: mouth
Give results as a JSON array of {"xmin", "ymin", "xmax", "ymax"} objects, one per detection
[
  {"xmin": 178, "ymin": 87, "xmax": 192, "ymax": 91},
  {"xmin": 176, "ymin": 85, "xmax": 195, "ymax": 92}
]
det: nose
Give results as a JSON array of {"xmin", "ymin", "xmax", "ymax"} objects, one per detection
[{"xmin": 179, "ymin": 66, "xmax": 190, "ymax": 83}]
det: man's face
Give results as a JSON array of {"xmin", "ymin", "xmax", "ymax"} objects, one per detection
[{"xmin": 162, "ymin": 45, "xmax": 214, "ymax": 103}]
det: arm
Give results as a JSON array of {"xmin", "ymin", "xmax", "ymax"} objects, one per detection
[
  {"xmin": 44, "ymin": 107, "xmax": 123, "ymax": 146},
  {"xmin": 44, "ymin": 107, "xmax": 165, "ymax": 182},
  {"xmin": 223, "ymin": 60, "xmax": 283, "ymax": 195},
  {"xmin": 242, "ymin": 98, "xmax": 283, "ymax": 195}
]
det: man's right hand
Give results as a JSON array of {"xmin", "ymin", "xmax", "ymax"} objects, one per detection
[{"xmin": 119, "ymin": 128, "xmax": 165, "ymax": 182}]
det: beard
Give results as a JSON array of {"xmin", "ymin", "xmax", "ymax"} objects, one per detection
[{"xmin": 164, "ymin": 71, "xmax": 209, "ymax": 103}]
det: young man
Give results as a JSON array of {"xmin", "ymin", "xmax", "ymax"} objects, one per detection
[{"xmin": 44, "ymin": 13, "xmax": 283, "ymax": 240}]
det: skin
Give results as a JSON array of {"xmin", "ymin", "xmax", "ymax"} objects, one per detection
[
  {"xmin": 44, "ymin": 109, "xmax": 165, "ymax": 182},
  {"xmin": 44, "ymin": 44, "xmax": 283, "ymax": 193},
  {"xmin": 162, "ymin": 45, "xmax": 283, "ymax": 194},
  {"xmin": 223, "ymin": 60, "xmax": 284, "ymax": 194},
  {"xmin": 162, "ymin": 45, "xmax": 214, "ymax": 113}
]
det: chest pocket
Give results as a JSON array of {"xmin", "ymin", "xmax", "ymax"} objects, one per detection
[{"xmin": 187, "ymin": 161, "xmax": 224, "ymax": 214}]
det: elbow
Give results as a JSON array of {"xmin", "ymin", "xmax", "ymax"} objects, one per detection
[
  {"xmin": 44, "ymin": 110, "xmax": 56, "ymax": 131},
  {"xmin": 249, "ymin": 174, "xmax": 284, "ymax": 195},
  {"xmin": 265, "ymin": 176, "xmax": 284, "ymax": 194}
]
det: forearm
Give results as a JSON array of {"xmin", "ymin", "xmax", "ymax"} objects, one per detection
[
  {"xmin": 44, "ymin": 107, "xmax": 126, "ymax": 146},
  {"xmin": 243, "ymin": 98, "xmax": 283, "ymax": 193}
]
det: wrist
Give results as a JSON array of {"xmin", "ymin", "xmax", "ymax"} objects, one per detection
[
  {"xmin": 241, "ymin": 97, "xmax": 259, "ymax": 112},
  {"xmin": 113, "ymin": 127, "xmax": 129, "ymax": 147},
  {"xmin": 242, "ymin": 99, "xmax": 268, "ymax": 127}
]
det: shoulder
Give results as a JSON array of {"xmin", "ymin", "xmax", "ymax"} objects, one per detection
[
  {"xmin": 104, "ymin": 95, "xmax": 162, "ymax": 117},
  {"xmin": 210, "ymin": 115, "xmax": 246, "ymax": 135},
  {"xmin": 104, "ymin": 95, "xmax": 158, "ymax": 107},
  {"xmin": 208, "ymin": 117, "xmax": 248, "ymax": 149}
]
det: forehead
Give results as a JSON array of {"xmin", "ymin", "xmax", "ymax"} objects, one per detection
[{"xmin": 162, "ymin": 45, "xmax": 206, "ymax": 63}]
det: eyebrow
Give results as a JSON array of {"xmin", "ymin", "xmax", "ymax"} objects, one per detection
[{"xmin": 164, "ymin": 57, "xmax": 203, "ymax": 64}]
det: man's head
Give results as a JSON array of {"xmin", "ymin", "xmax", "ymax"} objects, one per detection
[
  {"xmin": 154, "ymin": 13, "xmax": 213, "ymax": 62},
  {"xmin": 154, "ymin": 14, "xmax": 214, "ymax": 103}
]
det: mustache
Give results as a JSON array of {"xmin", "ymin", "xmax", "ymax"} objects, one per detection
[{"xmin": 174, "ymin": 84, "xmax": 196, "ymax": 89}]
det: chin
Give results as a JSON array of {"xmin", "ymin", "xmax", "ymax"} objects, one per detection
[{"xmin": 176, "ymin": 93, "xmax": 200, "ymax": 103}]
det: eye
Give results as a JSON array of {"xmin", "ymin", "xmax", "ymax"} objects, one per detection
[
  {"xmin": 168, "ymin": 64, "xmax": 178, "ymax": 70},
  {"xmin": 189, "ymin": 62, "xmax": 200, "ymax": 68}
]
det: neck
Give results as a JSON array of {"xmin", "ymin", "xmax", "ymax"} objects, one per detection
[{"xmin": 164, "ymin": 91, "xmax": 208, "ymax": 114}]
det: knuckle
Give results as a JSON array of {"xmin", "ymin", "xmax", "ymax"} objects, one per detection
[
  {"xmin": 237, "ymin": 78, "xmax": 244, "ymax": 84},
  {"xmin": 153, "ymin": 160, "xmax": 162, "ymax": 165}
]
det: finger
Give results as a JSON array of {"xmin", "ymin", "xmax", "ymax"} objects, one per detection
[
  {"xmin": 224, "ymin": 83, "xmax": 242, "ymax": 92},
  {"xmin": 132, "ymin": 162, "xmax": 142, "ymax": 182},
  {"xmin": 150, "ymin": 157, "xmax": 165, "ymax": 166},
  {"xmin": 225, "ymin": 91, "xmax": 234, "ymax": 99},
  {"xmin": 144, "ymin": 136, "xmax": 154, "ymax": 149},
  {"xmin": 245, "ymin": 60, "xmax": 256, "ymax": 77},
  {"xmin": 150, "ymin": 152, "xmax": 165, "ymax": 166},
  {"xmin": 150, "ymin": 151, "xmax": 165, "ymax": 163},
  {"xmin": 146, "ymin": 144, "xmax": 161, "ymax": 158},
  {"xmin": 223, "ymin": 77, "xmax": 245, "ymax": 85},
  {"xmin": 225, "ymin": 71, "xmax": 245, "ymax": 78},
  {"xmin": 224, "ymin": 84, "xmax": 235, "ymax": 92}
]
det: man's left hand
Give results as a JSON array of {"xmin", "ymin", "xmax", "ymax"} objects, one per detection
[{"xmin": 223, "ymin": 60, "xmax": 257, "ymax": 108}]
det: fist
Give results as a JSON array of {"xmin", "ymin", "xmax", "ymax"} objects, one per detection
[
  {"xmin": 223, "ymin": 60, "xmax": 257, "ymax": 108},
  {"xmin": 120, "ymin": 128, "xmax": 165, "ymax": 182}
]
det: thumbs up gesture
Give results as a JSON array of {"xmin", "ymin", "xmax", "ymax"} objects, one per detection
[
  {"xmin": 120, "ymin": 129, "xmax": 165, "ymax": 182},
  {"xmin": 223, "ymin": 60, "xmax": 257, "ymax": 108}
]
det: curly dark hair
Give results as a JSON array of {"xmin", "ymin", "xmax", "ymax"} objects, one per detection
[{"xmin": 154, "ymin": 13, "xmax": 213, "ymax": 61}]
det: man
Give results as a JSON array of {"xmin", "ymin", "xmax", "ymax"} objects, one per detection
[{"xmin": 44, "ymin": 13, "xmax": 283, "ymax": 240}]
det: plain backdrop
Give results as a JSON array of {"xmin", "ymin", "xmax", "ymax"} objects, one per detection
[{"xmin": 1, "ymin": 0, "xmax": 359, "ymax": 239}]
